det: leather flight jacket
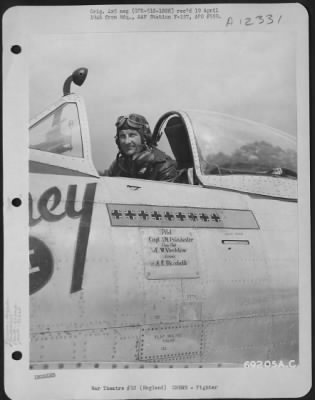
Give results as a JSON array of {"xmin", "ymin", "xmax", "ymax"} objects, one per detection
[{"xmin": 105, "ymin": 147, "xmax": 179, "ymax": 182}]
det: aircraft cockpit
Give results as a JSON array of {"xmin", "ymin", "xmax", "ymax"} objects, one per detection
[
  {"xmin": 154, "ymin": 110, "xmax": 297, "ymax": 199},
  {"xmin": 29, "ymin": 67, "xmax": 297, "ymax": 200},
  {"xmin": 188, "ymin": 110, "xmax": 297, "ymax": 178}
]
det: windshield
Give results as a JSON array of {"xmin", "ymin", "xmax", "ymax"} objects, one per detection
[
  {"xmin": 188, "ymin": 111, "xmax": 297, "ymax": 178},
  {"xmin": 29, "ymin": 103, "xmax": 83, "ymax": 158}
]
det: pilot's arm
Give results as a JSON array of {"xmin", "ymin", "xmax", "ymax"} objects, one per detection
[
  {"xmin": 154, "ymin": 159, "xmax": 179, "ymax": 182},
  {"xmin": 132, "ymin": 148, "xmax": 179, "ymax": 182}
]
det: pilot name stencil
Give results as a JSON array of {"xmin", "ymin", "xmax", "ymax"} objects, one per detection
[{"xmin": 141, "ymin": 228, "xmax": 200, "ymax": 279}]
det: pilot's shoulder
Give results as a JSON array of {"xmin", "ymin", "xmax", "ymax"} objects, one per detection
[
  {"xmin": 105, "ymin": 157, "xmax": 121, "ymax": 176},
  {"xmin": 151, "ymin": 147, "xmax": 175, "ymax": 163}
]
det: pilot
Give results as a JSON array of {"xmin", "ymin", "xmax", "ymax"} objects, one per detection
[{"xmin": 104, "ymin": 113, "xmax": 179, "ymax": 181}]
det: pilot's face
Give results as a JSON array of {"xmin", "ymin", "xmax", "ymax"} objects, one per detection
[{"xmin": 118, "ymin": 129, "xmax": 143, "ymax": 156}]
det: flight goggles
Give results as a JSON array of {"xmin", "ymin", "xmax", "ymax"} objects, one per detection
[{"xmin": 115, "ymin": 114, "xmax": 149, "ymax": 131}]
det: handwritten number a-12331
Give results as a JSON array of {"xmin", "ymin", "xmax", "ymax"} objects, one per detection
[{"xmin": 225, "ymin": 14, "xmax": 282, "ymax": 27}]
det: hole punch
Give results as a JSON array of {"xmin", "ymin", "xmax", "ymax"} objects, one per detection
[
  {"xmin": 11, "ymin": 45, "xmax": 21, "ymax": 54},
  {"xmin": 12, "ymin": 351, "xmax": 22, "ymax": 360},
  {"xmin": 12, "ymin": 198, "xmax": 22, "ymax": 207}
]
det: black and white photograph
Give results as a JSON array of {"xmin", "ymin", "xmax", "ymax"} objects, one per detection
[{"xmin": 3, "ymin": 3, "xmax": 311, "ymax": 399}]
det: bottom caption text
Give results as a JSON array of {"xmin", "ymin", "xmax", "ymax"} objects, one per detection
[{"xmin": 91, "ymin": 384, "xmax": 218, "ymax": 392}]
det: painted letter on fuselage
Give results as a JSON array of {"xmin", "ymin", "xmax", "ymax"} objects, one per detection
[{"xmin": 29, "ymin": 182, "xmax": 97, "ymax": 294}]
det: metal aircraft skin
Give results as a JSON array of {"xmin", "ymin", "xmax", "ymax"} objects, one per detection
[{"xmin": 29, "ymin": 69, "xmax": 298, "ymax": 369}]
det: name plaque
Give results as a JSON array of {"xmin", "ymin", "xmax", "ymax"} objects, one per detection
[{"xmin": 141, "ymin": 228, "xmax": 200, "ymax": 279}]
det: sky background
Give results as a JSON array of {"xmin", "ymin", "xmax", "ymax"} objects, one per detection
[{"xmin": 29, "ymin": 31, "xmax": 296, "ymax": 172}]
